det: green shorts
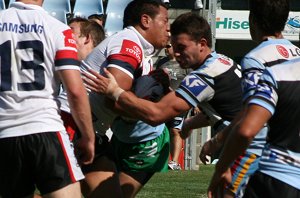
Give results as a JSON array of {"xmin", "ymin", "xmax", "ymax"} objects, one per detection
[{"xmin": 111, "ymin": 126, "xmax": 170, "ymax": 173}]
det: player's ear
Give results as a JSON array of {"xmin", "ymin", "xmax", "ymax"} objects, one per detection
[
  {"xmin": 84, "ymin": 34, "xmax": 91, "ymax": 45},
  {"xmin": 199, "ymin": 38, "xmax": 208, "ymax": 47},
  {"xmin": 140, "ymin": 14, "xmax": 151, "ymax": 29}
]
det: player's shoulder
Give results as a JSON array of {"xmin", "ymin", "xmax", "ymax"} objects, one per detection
[{"xmin": 108, "ymin": 28, "xmax": 141, "ymax": 47}]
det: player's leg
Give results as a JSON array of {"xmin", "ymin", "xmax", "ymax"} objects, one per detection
[
  {"xmin": 169, "ymin": 127, "xmax": 183, "ymax": 170},
  {"xmin": 168, "ymin": 116, "xmax": 184, "ymax": 170},
  {"xmin": 80, "ymin": 133, "xmax": 122, "ymax": 198},
  {"xmin": 43, "ymin": 182, "xmax": 81, "ymax": 198},
  {"xmin": 119, "ymin": 171, "xmax": 154, "ymax": 198},
  {"xmin": 80, "ymin": 156, "xmax": 122, "ymax": 198}
]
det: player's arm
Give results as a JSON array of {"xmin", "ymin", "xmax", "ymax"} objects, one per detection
[
  {"xmin": 85, "ymin": 68, "xmax": 192, "ymax": 126},
  {"xmin": 180, "ymin": 112, "xmax": 209, "ymax": 139},
  {"xmin": 58, "ymin": 69, "xmax": 95, "ymax": 164},
  {"xmin": 208, "ymin": 104, "xmax": 271, "ymax": 197},
  {"xmin": 104, "ymin": 67, "xmax": 135, "ymax": 115}
]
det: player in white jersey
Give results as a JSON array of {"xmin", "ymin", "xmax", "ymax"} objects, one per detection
[
  {"xmin": 81, "ymin": 0, "xmax": 170, "ymax": 197},
  {"xmin": 57, "ymin": 17, "xmax": 105, "ymax": 140},
  {"xmin": 0, "ymin": 1, "xmax": 95, "ymax": 197},
  {"xmin": 56, "ymin": 17, "xmax": 116, "ymax": 198},
  {"xmin": 207, "ymin": 0, "xmax": 300, "ymax": 197}
]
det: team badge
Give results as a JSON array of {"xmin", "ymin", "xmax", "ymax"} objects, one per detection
[{"xmin": 181, "ymin": 75, "xmax": 208, "ymax": 97}]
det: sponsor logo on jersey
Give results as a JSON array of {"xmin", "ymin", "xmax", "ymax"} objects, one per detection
[
  {"xmin": 218, "ymin": 57, "xmax": 231, "ymax": 65},
  {"xmin": 276, "ymin": 45, "xmax": 289, "ymax": 58},
  {"xmin": 120, "ymin": 39, "xmax": 142, "ymax": 63},
  {"xmin": 63, "ymin": 29, "xmax": 76, "ymax": 48},
  {"xmin": 181, "ymin": 75, "xmax": 208, "ymax": 96}
]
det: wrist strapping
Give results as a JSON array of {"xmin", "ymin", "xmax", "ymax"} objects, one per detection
[{"xmin": 112, "ymin": 87, "xmax": 125, "ymax": 101}]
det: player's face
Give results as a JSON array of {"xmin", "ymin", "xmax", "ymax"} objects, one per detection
[
  {"xmin": 69, "ymin": 22, "xmax": 81, "ymax": 42},
  {"xmin": 147, "ymin": 6, "xmax": 170, "ymax": 49},
  {"xmin": 69, "ymin": 22, "xmax": 86, "ymax": 60},
  {"xmin": 171, "ymin": 33, "xmax": 203, "ymax": 70}
]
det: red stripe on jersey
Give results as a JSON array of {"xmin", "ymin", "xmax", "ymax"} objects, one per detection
[
  {"xmin": 55, "ymin": 50, "xmax": 78, "ymax": 61},
  {"xmin": 62, "ymin": 29, "xmax": 77, "ymax": 48},
  {"xmin": 108, "ymin": 54, "xmax": 140, "ymax": 70},
  {"xmin": 56, "ymin": 132, "xmax": 76, "ymax": 182}
]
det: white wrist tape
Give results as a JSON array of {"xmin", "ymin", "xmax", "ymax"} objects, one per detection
[{"xmin": 112, "ymin": 87, "xmax": 125, "ymax": 101}]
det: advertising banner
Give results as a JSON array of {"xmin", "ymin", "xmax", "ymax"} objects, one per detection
[{"xmin": 216, "ymin": 10, "xmax": 300, "ymax": 41}]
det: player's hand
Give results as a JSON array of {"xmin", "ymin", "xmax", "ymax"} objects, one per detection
[
  {"xmin": 149, "ymin": 68, "xmax": 171, "ymax": 94},
  {"xmin": 82, "ymin": 68, "xmax": 121, "ymax": 98},
  {"xmin": 199, "ymin": 139, "xmax": 219, "ymax": 165},
  {"xmin": 180, "ymin": 122, "xmax": 192, "ymax": 139},
  {"xmin": 75, "ymin": 136, "xmax": 95, "ymax": 165},
  {"xmin": 207, "ymin": 167, "xmax": 232, "ymax": 198}
]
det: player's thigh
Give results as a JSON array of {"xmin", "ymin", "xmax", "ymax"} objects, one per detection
[
  {"xmin": 43, "ymin": 182, "xmax": 81, "ymax": 198},
  {"xmin": 81, "ymin": 156, "xmax": 122, "ymax": 198},
  {"xmin": 119, "ymin": 171, "xmax": 154, "ymax": 198}
]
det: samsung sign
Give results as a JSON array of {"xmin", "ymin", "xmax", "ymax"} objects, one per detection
[{"xmin": 216, "ymin": 10, "xmax": 300, "ymax": 41}]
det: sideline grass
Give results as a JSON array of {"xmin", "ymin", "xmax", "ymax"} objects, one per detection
[{"xmin": 136, "ymin": 164, "xmax": 215, "ymax": 198}]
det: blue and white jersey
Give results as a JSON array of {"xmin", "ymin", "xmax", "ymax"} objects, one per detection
[
  {"xmin": 176, "ymin": 52, "xmax": 243, "ymax": 126},
  {"xmin": 241, "ymin": 38, "xmax": 299, "ymax": 101},
  {"xmin": 248, "ymin": 55, "xmax": 300, "ymax": 190},
  {"xmin": 81, "ymin": 26, "xmax": 165, "ymax": 143},
  {"xmin": 240, "ymin": 38, "xmax": 298, "ymax": 155}
]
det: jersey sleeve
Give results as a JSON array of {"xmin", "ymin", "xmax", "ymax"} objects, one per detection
[
  {"xmin": 106, "ymin": 39, "xmax": 142, "ymax": 78},
  {"xmin": 241, "ymin": 56, "xmax": 266, "ymax": 102},
  {"xmin": 54, "ymin": 28, "xmax": 80, "ymax": 71},
  {"xmin": 248, "ymin": 68, "xmax": 278, "ymax": 115},
  {"xmin": 175, "ymin": 73, "xmax": 214, "ymax": 107}
]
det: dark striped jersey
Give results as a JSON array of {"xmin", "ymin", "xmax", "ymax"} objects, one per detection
[
  {"xmin": 176, "ymin": 51, "xmax": 243, "ymax": 126},
  {"xmin": 248, "ymin": 50, "xmax": 300, "ymax": 190}
]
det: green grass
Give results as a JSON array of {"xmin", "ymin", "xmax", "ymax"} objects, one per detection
[{"xmin": 136, "ymin": 165, "xmax": 215, "ymax": 198}]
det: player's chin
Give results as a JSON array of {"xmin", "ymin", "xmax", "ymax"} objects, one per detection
[{"xmin": 178, "ymin": 62, "xmax": 189, "ymax": 69}]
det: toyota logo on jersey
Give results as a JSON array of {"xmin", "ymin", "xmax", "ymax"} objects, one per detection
[
  {"xmin": 120, "ymin": 39, "xmax": 142, "ymax": 63},
  {"xmin": 276, "ymin": 45, "xmax": 289, "ymax": 58},
  {"xmin": 62, "ymin": 29, "xmax": 76, "ymax": 48}
]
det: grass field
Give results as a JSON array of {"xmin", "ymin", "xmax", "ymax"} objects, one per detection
[{"xmin": 136, "ymin": 165, "xmax": 215, "ymax": 198}]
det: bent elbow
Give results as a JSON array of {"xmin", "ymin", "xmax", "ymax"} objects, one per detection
[
  {"xmin": 145, "ymin": 111, "xmax": 166, "ymax": 127},
  {"xmin": 237, "ymin": 126, "xmax": 257, "ymax": 141}
]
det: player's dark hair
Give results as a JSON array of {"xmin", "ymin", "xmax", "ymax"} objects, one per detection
[
  {"xmin": 123, "ymin": 0, "xmax": 167, "ymax": 28},
  {"xmin": 171, "ymin": 13, "xmax": 212, "ymax": 48},
  {"xmin": 88, "ymin": 14, "xmax": 106, "ymax": 26},
  {"xmin": 249, "ymin": 0, "xmax": 289, "ymax": 35},
  {"xmin": 68, "ymin": 16, "xmax": 88, "ymax": 25},
  {"xmin": 84, "ymin": 21, "xmax": 105, "ymax": 47}
]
